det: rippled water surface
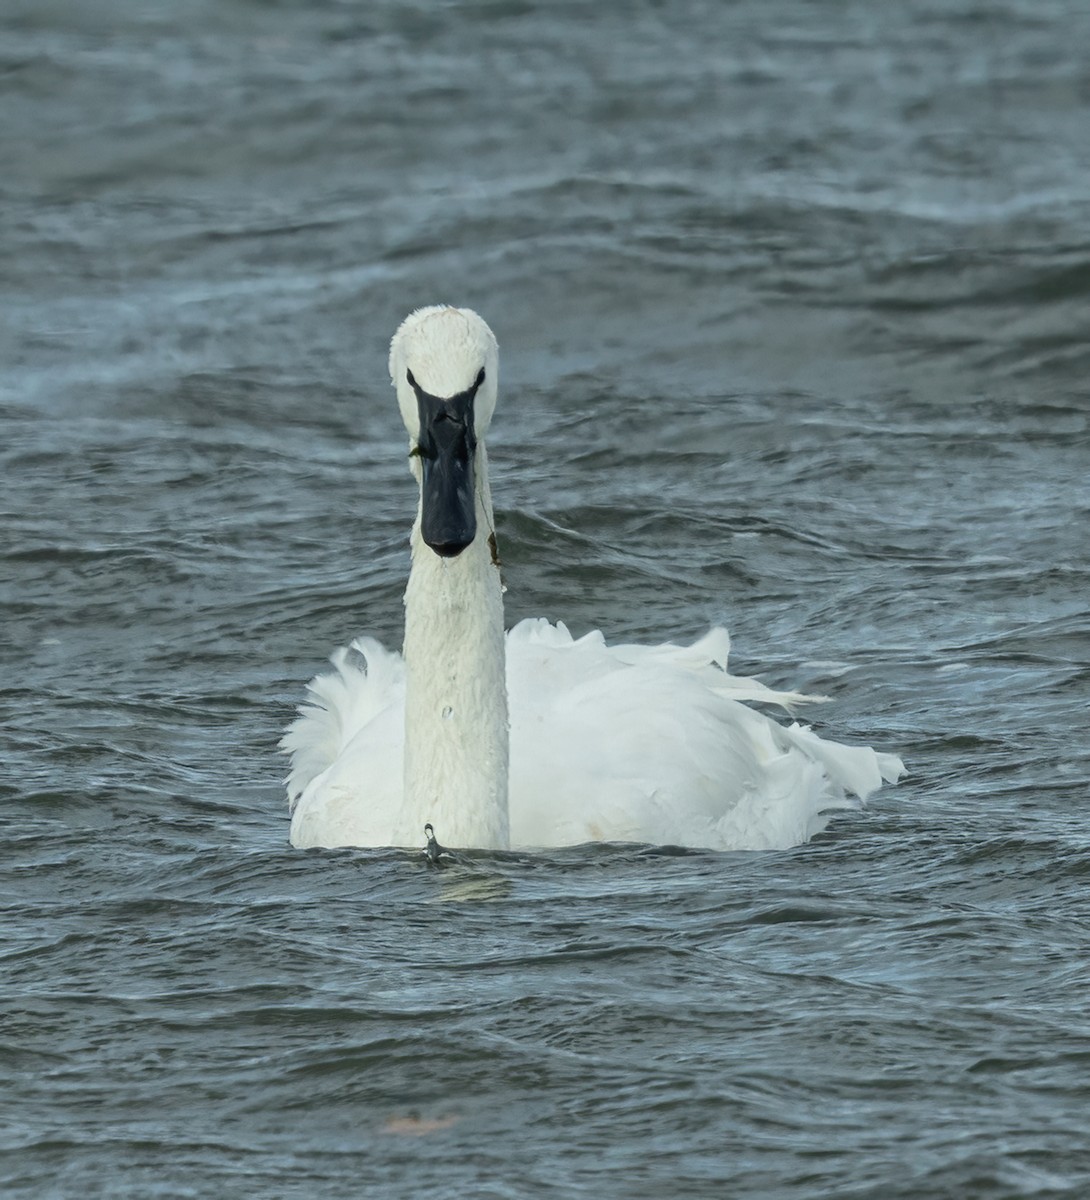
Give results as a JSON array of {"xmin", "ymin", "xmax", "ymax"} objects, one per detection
[{"xmin": 4, "ymin": 1, "xmax": 1090, "ymax": 1195}]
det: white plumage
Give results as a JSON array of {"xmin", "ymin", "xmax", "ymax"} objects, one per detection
[{"xmin": 282, "ymin": 306, "xmax": 903, "ymax": 852}]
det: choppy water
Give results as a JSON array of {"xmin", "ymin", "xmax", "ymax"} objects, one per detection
[{"xmin": 4, "ymin": 1, "xmax": 1090, "ymax": 1195}]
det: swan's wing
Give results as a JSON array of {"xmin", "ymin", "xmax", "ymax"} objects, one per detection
[
  {"xmin": 608, "ymin": 626, "xmax": 826, "ymax": 711},
  {"xmin": 281, "ymin": 637, "xmax": 406, "ymax": 848},
  {"xmin": 280, "ymin": 636, "xmax": 403, "ymax": 807},
  {"xmin": 506, "ymin": 619, "xmax": 902, "ymax": 851}
]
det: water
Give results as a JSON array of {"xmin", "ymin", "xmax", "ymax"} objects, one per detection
[{"xmin": 4, "ymin": 1, "xmax": 1090, "ymax": 1194}]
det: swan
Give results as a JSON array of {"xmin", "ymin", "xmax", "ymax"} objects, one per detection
[{"xmin": 282, "ymin": 305, "xmax": 903, "ymax": 852}]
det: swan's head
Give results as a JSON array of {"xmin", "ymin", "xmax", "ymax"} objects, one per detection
[{"xmin": 389, "ymin": 307, "xmax": 499, "ymax": 558}]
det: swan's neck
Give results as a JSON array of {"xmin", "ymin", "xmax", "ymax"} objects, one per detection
[{"xmin": 399, "ymin": 444, "xmax": 509, "ymax": 849}]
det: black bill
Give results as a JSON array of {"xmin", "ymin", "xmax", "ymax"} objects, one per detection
[{"xmin": 409, "ymin": 368, "xmax": 485, "ymax": 557}]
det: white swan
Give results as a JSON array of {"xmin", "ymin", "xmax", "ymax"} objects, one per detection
[{"xmin": 282, "ymin": 306, "xmax": 903, "ymax": 852}]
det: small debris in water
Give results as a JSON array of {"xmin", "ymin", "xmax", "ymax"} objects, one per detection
[
  {"xmin": 382, "ymin": 1113, "xmax": 460, "ymax": 1136},
  {"xmin": 424, "ymin": 822, "xmax": 454, "ymax": 867}
]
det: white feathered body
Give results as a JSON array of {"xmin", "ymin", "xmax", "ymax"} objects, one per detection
[{"xmin": 284, "ymin": 617, "xmax": 903, "ymax": 852}]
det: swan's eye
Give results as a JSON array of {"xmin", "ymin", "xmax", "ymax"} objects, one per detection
[{"xmin": 474, "ymin": 367, "xmax": 485, "ymax": 388}]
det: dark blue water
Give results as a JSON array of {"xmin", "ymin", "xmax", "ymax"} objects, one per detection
[{"xmin": 4, "ymin": 1, "xmax": 1090, "ymax": 1195}]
